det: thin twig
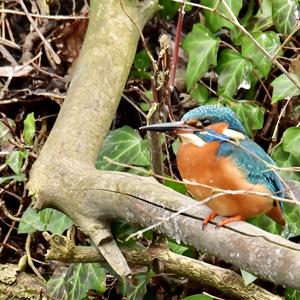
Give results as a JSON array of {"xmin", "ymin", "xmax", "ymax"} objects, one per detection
[
  {"xmin": 122, "ymin": 93, "xmax": 147, "ymax": 119},
  {"xmin": 0, "ymin": 37, "xmax": 21, "ymax": 50},
  {"xmin": 269, "ymin": 97, "xmax": 292, "ymax": 152},
  {"xmin": 0, "ymin": 203, "xmax": 23, "ymax": 255},
  {"xmin": 273, "ymin": 22, "xmax": 300, "ymax": 57},
  {"xmin": 0, "ymin": 201, "xmax": 22, "ymax": 222},
  {"xmin": 18, "ymin": 0, "xmax": 61, "ymax": 64},
  {"xmin": 0, "ymin": 8, "xmax": 88, "ymax": 20},
  {"xmin": 25, "ymin": 234, "xmax": 46, "ymax": 282}
]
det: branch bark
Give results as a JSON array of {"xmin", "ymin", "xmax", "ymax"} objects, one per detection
[
  {"xmin": 44, "ymin": 233, "xmax": 281, "ymax": 300},
  {"xmin": 26, "ymin": 0, "xmax": 300, "ymax": 290}
]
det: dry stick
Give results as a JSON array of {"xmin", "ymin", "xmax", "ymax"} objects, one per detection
[
  {"xmin": 271, "ymin": 97, "xmax": 292, "ymax": 146},
  {"xmin": 273, "ymin": 22, "xmax": 300, "ymax": 57},
  {"xmin": 0, "ymin": 203, "xmax": 23, "ymax": 255},
  {"xmin": 1, "ymin": 2, "xmax": 5, "ymax": 39},
  {"xmin": 0, "ymin": 8, "xmax": 88, "ymax": 19},
  {"xmin": 0, "ymin": 201, "xmax": 22, "ymax": 222},
  {"xmin": 18, "ymin": 0, "xmax": 61, "ymax": 64},
  {"xmin": 122, "ymin": 93, "xmax": 148, "ymax": 119},
  {"xmin": 5, "ymin": 15, "xmax": 16, "ymax": 45},
  {"xmin": 173, "ymin": 0, "xmax": 300, "ymax": 90},
  {"xmin": 0, "ymin": 37, "xmax": 21, "ymax": 50},
  {"xmin": 0, "ymin": 44, "xmax": 17, "ymax": 65},
  {"xmin": 44, "ymin": 233, "xmax": 281, "ymax": 300},
  {"xmin": 25, "ymin": 233, "xmax": 46, "ymax": 282},
  {"xmin": 261, "ymin": 103, "xmax": 278, "ymax": 137},
  {"xmin": 0, "ymin": 52, "xmax": 42, "ymax": 98}
]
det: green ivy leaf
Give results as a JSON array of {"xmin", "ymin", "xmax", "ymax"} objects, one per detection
[
  {"xmin": 240, "ymin": 269, "xmax": 257, "ymax": 285},
  {"xmin": 271, "ymin": 73, "xmax": 300, "ymax": 103},
  {"xmin": 18, "ymin": 206, "xmax": 45, "ymax": 234},
  {"xmin": 217, "ymin": 49, "xmax": 253, "ymax": 97},
  {"xmin": 5, "ymin": 150, "xmax": 28, "ymax": 174},
  {"xmin": 159, "ymin": 0, "xmax": 180, "ymax": 20},
  {"xmin": 190, "ymin": 83, "xmax": 209, "ymax": 104},
  {"xmin": 168, "ymin": 240, "xmax": 189, "ymax": 255},
  {"xmin": 182, "ymin": 295, "xmax": 213, "ymax": 300},
  {"xmin": 285, "ymin": 288, "xmax": 300, "ymax": 300},
  {"xmin": 230, "ymin": 0, "xmax": 255, "ymax": 45},
  {"xmin": 133, "ymin": 49, "xmax": 151, "ymax": 71},
  {"xmin": 272, "ymin": 0, "xmax": 299, "ymax": 34},
  {"xmin": 182, "ymin": 24, "xmax": 219, "ymax": 91},
  {"xmin": 47, "ymin": 267, "xmax": 68, "ymax": 300},
  {"xmin": 272, "ymin": 127, "xmax": 300, "ymax": 181},
  {"xmin": 241, "ymin": 31, "xmax": 282, "ymax": 78},
  {"xmin": 23, "ymin": 112, "xmax": 36, "ymax": 145},
  {"xmin": 18, "ymin": 206, "xmax": 73, "ymax": 234},
  {"xmin": 272, "ymin": 145, "xmax": 300, "ymax": 181},
  {"xmin": 96, "ymin": 126, "xmax": 150, "ymax": 171},
  {"xmin": 248, "ymin": 215, "xmax": 282, "ymax": 235},
  {"xmin": 283, "ymin": 203, "xmax": 300, "ymax": 238},
  {"xmin": 119, "ymin": 269, "xmax": 154, "ymax": 300},
  {"xmin": 39, "ymin": 209, "xmax": 73, "ymax": 234},
  {"xmin": 164, "ymin": 178, "xmax": 187, "ymax": 194},
  {"xmin": 200, "ymin": 0, "xmax": 242, "ymax": 32},
  {"xmin": 281, "ymin": 127, "xmax": 300, "ymax": 160},
  {"xmin": 256, "ymin": 0, "xmax": 272, "ymax": 19},
  {"xmin": 111, "ymin": 220, "xmax": 144, "ymax": 246},
  {"xmin": 47, "ymin": 263, "xmax": 106, "ymax": 300},
  {"xmin": 159, "ymin": 0, "xmax": 192, "ymax": 20},
  {"xmin": 0, "ymin": 174, "xmax": 24, "ymax": 185},
  {"xmin": 247, "ymin": 0, "xmax": 273, "ymax": 33},
  {"xmin": 232, "ymin": 102, "xmax": 265, "ymax": 136}
]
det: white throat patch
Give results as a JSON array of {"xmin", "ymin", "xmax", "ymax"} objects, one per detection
[
  {"xmin": 222, "ymin": 128, "xmax": 245, "ymax": 141},
  {"xmin": 178, "ymin": 133, "xmax": 206, "ymax": 147}
]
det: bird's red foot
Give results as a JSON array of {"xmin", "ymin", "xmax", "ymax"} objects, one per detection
[
  {"xmin": 202, "ymin": 211, "xmax": 218, "ymax": 229},
  {"xmin": 215, "ymin": 215, "xmax": 244, "ymax": 229}
]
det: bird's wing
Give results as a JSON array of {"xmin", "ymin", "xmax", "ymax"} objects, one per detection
[{"xmin": 218, "ymin": 137, "xmax": 285, "ymax": 198}]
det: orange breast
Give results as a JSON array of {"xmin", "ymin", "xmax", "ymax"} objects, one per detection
[{"xmin": 177, "ymin": 142, "xmax": 274, "ymax": 219}]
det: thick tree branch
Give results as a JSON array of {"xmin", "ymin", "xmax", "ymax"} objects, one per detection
[
  {"xmin": 44, "ymin": 233, "xmax": 281, "ymax": 300},
  {"xmin": 31, "ymin": 166, "xmax": 300, "ymax": 288},
  {"xmin": 27, "ymin": 0, "xmax": 160, "ymax": 277},
  {"xmin": 26, "ymin": 0, "xmax": 300, "ymax": 290}
]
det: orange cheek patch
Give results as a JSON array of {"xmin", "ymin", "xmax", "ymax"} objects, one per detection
[{"xmin": 206, "ymin": 122, "xmax": 228, "ymax": 134}]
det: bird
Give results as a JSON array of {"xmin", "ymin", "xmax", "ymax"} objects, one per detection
[{"xmin": 140, "ymin": 105, "xmax": 286, "ymax": 227}]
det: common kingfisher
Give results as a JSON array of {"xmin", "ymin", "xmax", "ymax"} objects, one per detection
[{"xmin": 141, "ymin": 105, "xmax": 286, "ymax": 227}]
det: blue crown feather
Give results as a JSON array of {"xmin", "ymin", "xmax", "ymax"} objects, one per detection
[{"xmin": 182, "ymin": 105, "xmax": 248, "ymax": 136}]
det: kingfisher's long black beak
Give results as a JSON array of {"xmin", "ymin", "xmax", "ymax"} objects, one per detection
[{"xmin": 139, "ymin": 121, "xmax": 194, "ymax": 132}]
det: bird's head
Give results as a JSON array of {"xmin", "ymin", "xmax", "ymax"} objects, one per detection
[{"xmin": 140, "ymin": 105, "xmax": 247, "ymax": 146}]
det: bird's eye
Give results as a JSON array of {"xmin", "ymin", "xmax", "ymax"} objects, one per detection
[{"xmin": 202, "ymin": 119, "xmax": 211, "ymax": 126}]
